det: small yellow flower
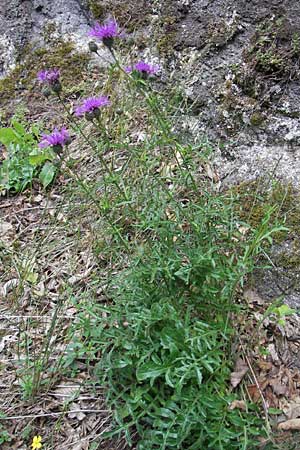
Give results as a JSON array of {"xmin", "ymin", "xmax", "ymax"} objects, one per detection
[{"xmin": 31, "ymin": 435, "xmax": 42, "ymax": 449}]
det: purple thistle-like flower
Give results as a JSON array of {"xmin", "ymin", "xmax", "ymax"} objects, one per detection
[
  {"xmin": 39, "ymin": 127, "xmax": 70, "ymax": 149},
  {"xmin": 75, "ymin": 96, "xmax": 110, "ymax": 117},
  {"xmin": 37, "ymin": 69, "xmax": 60, "ymax": 84},
  {"xmin": 125, "ymin": 61, "xmax": 159, "ymax": 75},
  {"xmin": 89, "ymin": 19, "xmax": 122, "ymax": 44}
]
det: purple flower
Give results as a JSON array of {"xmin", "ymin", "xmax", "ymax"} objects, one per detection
[
  {"xmin": 37, "ymin": 69, "xmax": 60, "ymax": 85},
  {"xmin": 39, "ymin": 127, "xmax": 70, "ymax": 149},
  {"xmin": 75, "ymin": 96, "xmax": 110, "ymax": 117},
  {"xmin": 125, "ymin": 61, "xmax": 160, "ymax": 76},
  {"xmin": 89, "ymin": 19, "xmax": 122, "ymax": 48}
]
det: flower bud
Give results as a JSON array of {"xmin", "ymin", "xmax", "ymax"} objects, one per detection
[
  {"xmin": 102, "ymin": 37, "xmax": 114, "ymax": 50},
  {"xmin": 42, "ymin": 87, "xmax": 52, "ymax": 97},
  {"xmin": 65, "ymin": 136, "xmax": 72, "ymax": 146},
  {"xmin": 93, "ymin": 108, "xmax": 100, "ymax": 119},
  {"xmin": 140, "ymin": 71, "xmax": 149, "ymax": 80},
  {"xmin": 51, "ymin": 81, "xmax": 62, "ymax": 94},
  {"xmin": 85, "ymin": 108, "xmax": 100, "ymax": 121},
  {"xmin": 85, "ymin": 110, "xmax": 95, "ymax": 121},
  {"xmin": 88, "ymin": 41, "xmax": 98, "ymax": 53},
  {"xmin": 52, "ymin": 144, "xmax": 63, "ymax": 154}
]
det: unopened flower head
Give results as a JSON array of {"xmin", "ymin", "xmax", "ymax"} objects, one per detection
[
  {"xmin": 89, "ymin": 19, "xmax": 122, "ymax": 49},
  {"xmin": 75, "ymin": 96, "xmax": 110, "ymax": 119},
  {"xmin": 88, "ymin": 41, "xmax": 99, "ymax": 53},
  {"xmin": 37, "ymin": 69, "xmax": 60, "ymax": 85},
  {"xmin": 125, "ymin": 61, "xmax": 159, "ymax": 77},
  {"xmin": 31, "ymin": 435, "xmax": 42, "ymax": 450},
  {"xmin": 39, "ymin": 127, "xmax": 70, "ymax": 150}
]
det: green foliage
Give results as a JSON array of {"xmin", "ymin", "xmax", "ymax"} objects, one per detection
[
  {"xmin": 0, "ymin": 120, "xmax": 56, "ymax": 192},
  {"xmin": 68, "ymin": 188, "xmax": 276, "ymax": 449},
  {"xmin": 56, "ymin": 52, "xmax": 285, "ymax": 448},
  {"xmin": 0, "ymin": 422, "xmax": 11, "ymax": 445},
  {"xmin": 39, "ymin": 161, "xmax": 57, "ymax": 188},
  {"xmin": 5, "ymin": 34, "xmax": 283, "ymax": 448},
  {"xmin": 246, "ymin": 17, "xmax": 300, "ymax": 76}
]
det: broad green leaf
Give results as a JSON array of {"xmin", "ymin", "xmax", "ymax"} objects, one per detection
[
  {"xmin": 39, "ymin": 162, "xmax": 56, "ymax": 188},
  {"xmin": 11, "ymin": 120, "xmax": 26, "ymax": 137},
  {"xmin": 29, "ymin": 153, "xmax": 51, "ymax": 166},
  {"xmin": 0, "ymin": 128, "xmax": 19, "ymax": 146},
  {"xmin": 277, "ymin": 318, "xmax": 286, "ymax": 326},
  {"xmin": 31, "ymin": 125, "xmax": 40, "ymax": 139},
  {"xmin": 277, "ymin": 304, "xmax": 295, "ymax": 317},
  {"xmin": 25, "ymin": 271, "xmax": 39, "ymax": 284}
]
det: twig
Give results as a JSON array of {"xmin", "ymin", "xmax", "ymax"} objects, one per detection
[
  {"xmin": 238, "ymin": 337, "xmax": 271, "ymax": 432},
  {"xmin": 1, "ymin": 409, "xmax": 109, "ymax": 420}
]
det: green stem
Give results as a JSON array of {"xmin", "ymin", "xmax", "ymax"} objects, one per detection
[
  {"xmin": 110, "ymin": 52, "xmax": 198, "ymax": 190},
  {"xmin": 56, "ymin": 93, "xmax": 132, "ymax": 209},
  {"xmin": 66, "ymin": 163, "xmax": 131, "ymax": 251}
]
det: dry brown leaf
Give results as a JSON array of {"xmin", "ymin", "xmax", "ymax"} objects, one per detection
[
  {"xmin": 0, "ymin": 278, "xmax": 19, "ymax": 297},
  {"xmin": 32, "ymin": 281, "xmax": 45, "ymax": 297},
  {"xmin": 264, "ymin": 386, "xmax": 279, "ymax": 408},
  {"xmin": 229, "ymin": 400, "xmax": 247, "ymax": 411},
  {"xmin": 205, "ymin": 163, "xmax": 215, "ymax": 180},
  {"xmin": 270, "ymin": 378, "xmax": 289, "ymax": 396},
  {"xmin": 33, "ymin": 194, "xmax": 43, "ymax": 203},
  {"xmin": 68, "ymin": 267, "xmax": 93, "ymax": 285},
  {"xmin": 53, "ymin": 384, "xmax": 81, "ymax": 400},
  {"xmin": 244, "ymin": 289, "xmax": 265, "ymax": 305},
  {"xmin": 282, "ymin": 396, "xmax": 300, "ymax": 419},
  {"xmin": 68, "ymin": 402, "xmax": 86, "ymax": 421},
  {"xmin": 268, "ymin": 343, "xmax": 280, "ymax": 365},
  {"xmin": 0, "ymin": 333, "xmax": 18, "ymax": 353},
  {"xmin": 238, "ymin": 225, "xmax": 250, "ymax": 236},
  {"xmin": 205, "ymin": 163, "xmax": 220, "ymax": 183},
  {"xmin": 230, "ymin": 357, "xmax": 249, "ymax": 388},
  {"xmin": 71, "ymin": 443, "xmax": 89, "ymax": 450},
  {"xmin": 257, "ymin": 360, "xmax": 273, "ymax": 371},
  {"xmin": 0, "ymin": 220, "xmax": 13, "ymax": 234},
  {"xmin": 247, "ymin": 384, "xmax": 261, "ymax": 403},
  {"xmin": 278, "ymin": 418, "xmax": 300, "ymax": 431}
]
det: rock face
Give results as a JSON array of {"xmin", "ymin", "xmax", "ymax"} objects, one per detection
[
  {"xmin": 0, "ymin": 0, "xmax": 91, "ymax": 77},
  {"xmin": 254, "ymin": 239, "xmax": 300, "ymax": 309},
  {"xmin": 161, "ymin": 0, "xmax": 300, "ymax": 187}
]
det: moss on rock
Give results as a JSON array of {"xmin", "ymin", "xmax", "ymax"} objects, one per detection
[
  {"xmin": 245, "ymin": 17, "xmax": 300, "ymax": 77},
  {"xmin": 232, "ymin": 180, "xmax": 300, "ymax": 304},
  {"xmin": 88, "ymin": 0, "xmax": 105, "ymax": 20},
  {"xmin": 87, "ymin": 0, "xmax": 152, "ymax": 32},
  {"xmin": 232, "ymin": 180, "xmax": 300, "ymax": 238},
  {"xmin": 0, "ymin": 41, "xmax": 90, "ymax": 114}
]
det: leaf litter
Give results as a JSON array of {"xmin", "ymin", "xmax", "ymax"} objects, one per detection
[
  {"xmin": 0, "ymin": 175, "xmax": 131, "ymax": 449},
  {"xmin": 230, "ymin": 284, "xmax": 300, "ymax": 444}
]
